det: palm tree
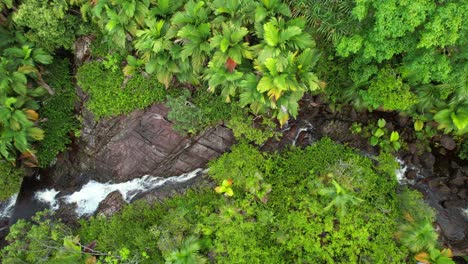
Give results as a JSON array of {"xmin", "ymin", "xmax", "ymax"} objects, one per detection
[
  {"xmin": 319, "ymin": 180, "xmax": 363, "ymax": 217},
  {"xmin": 165, "ymin": 236, "xmax": 207, "ymax": 264}
]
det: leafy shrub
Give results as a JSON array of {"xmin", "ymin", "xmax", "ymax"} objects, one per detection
[
  {"xmin": 227, "ymin": 109, "xmax": 279, "ymax": 145},
  {"xmin": 0, "ymin": 162, "xmax": 23, "ymax": 201},
  {"xmin": 36, "ymin": 59, "xmax": 78, "ymax": 167},
  {"xmin": 0, "ymin": 32, "xmax": 53, "ymax": 163},
  {"xmin": 12, "ymin": 0, "xmax": 78, "ymax": 51},
  {"xmin": 76, "ymin": 61, "xmax": 166, "ymax": 119},
  {"xmin": 0, "ymin": 211, "xmax": 84, "ymax": 263},
  {"xmin": 361, "ymin": 67, "xmax": 418, "ymax": 111},
  {"xmin": 459, "ymin": 140, "xmax": 468, "ymax": 160},
  {"xmin": 166, "ymin": 89, "xmax": 234, "ymax": 135}
]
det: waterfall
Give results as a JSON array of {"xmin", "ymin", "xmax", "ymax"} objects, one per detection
[
  {"xmin": 34, "ymin": 168, "xmax": 203, "ymax": 217},
  {"xmin": 0, "ymin": 194, "xmax": 18, "ymax": 219}
]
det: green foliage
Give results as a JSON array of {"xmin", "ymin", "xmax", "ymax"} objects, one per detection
[
  {"xmin": 76, "ymin": 61, "xmax": 166, "ymax": 119},
  {"xmin": 165, "ymin": 236, "xmax": 207, "ymax": 264},
  {"xmin": 318, "ymin": 179, "xmax": 364, "ymax": 217},
  {"xmin": 166, "ymin": 92, "xmax": 207, "ymax": 135},
  {"xmin": 398, "ymin": 218, "xmax": 438, "ymax": 253},
  {"xmin": 284, "ymin": 0, "xmax": 354, "ymax": 43},
  {"xmin": 415, "ymin": 248, "xmax": 455, "ymax": 264},
  {"xmin": 72, "ymin": 0, "xmax": 322, "ymax": 125},
  {"xmin": 352, "ymin": 119, "xmax": 402, "ymax": 152},
  {"xmin": 36, "ymin": 59, "xmax": 78, "ymax": 167},
  {"xmin": 433, "ymin": 103, "xmax": 468, "ymax": 135},
  {"xmin": 361, "ymin": 67, "xmax": 418, "ymax": 111},
  {"xmin": 12, "ymin": 0, "xmax": 79, "ymax": 51},
  {"xmin": 227, "ymin": 109, "xmax": 279, "ymax": 145},
  {"xmin": 375, "ymin": 151, "xmax": 400, "ymax": 178},
  {"xmin": 0, "ymin": 211, "xmax": 85, "ymax": 263},
  {"xmin": 288, "ymin": 0, "xmax": 467, "ymax": 136},
  {"xmin": 0, "ymin": 32, "xmax": 53, "ymax": 162},
  {"xmin": 166, "ymin": 89, "xmax": 234, "ymax": 135},
  {"xmin": 214, "ymin": 179, "xmax": 234, "ymax": 197},
  {"xmin": 459, "ymin": 140, "xmax": 468, "ymax": 160},
  {"xmin": 0, "ymin": 161, "xmax": 23, "ymax": 200}
]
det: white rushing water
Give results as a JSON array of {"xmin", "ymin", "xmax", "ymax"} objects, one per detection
[
  {"xmin": 35, "ymin": 189, "xmax": 61, "ymax": 210},
  {"xmin": 0, "ymin": 194, "xmax": 18, "ymax": 218},
  {"xmin": 395, "ymin": 158, "xmax": 422, "ymax": 185},
  {"xmin": 395, "ymin": 158, "xmax": 409, "ymax": 184},
  {"xmin": 34, "ymin": 168, "xmax": 203, "ymax": 217}
]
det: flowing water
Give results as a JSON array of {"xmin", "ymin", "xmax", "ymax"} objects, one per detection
[
  {"xmin": 0, "ymin": 194, "xmax": 18, "ymax": 219},
  {"xmin": 33, "ymin": 168, "xmax": 203, "ymax": 217}
]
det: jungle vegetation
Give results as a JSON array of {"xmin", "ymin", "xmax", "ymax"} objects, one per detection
[{"xmin": 0, "ymin": 0, "xmax": 466, "ymax": 263}]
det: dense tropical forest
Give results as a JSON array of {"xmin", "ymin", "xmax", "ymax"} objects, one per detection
[{"xmin": 0, "ymin": 0, "xmax": 467, "ymax": 263}]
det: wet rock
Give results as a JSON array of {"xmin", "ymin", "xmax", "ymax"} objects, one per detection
[
  {"xmin": 403, "ymin": 154, "xmax": 413, "ymax": 164},
  {"xmin": 408, "ymin": 143, "xmax": 418, "ymax": 154},
  {"xmin": 443, "ymin": 200, "xmax": 466, "ymax": 208},
  {"xmin": 420, "ymin": 152, "xmax": 436, "ymax": 170},
  {"xmin": 74, "ymin": 35, "xmax": 95, "ymax": 65},
  {"xmin": 0, "ymin": 218, "xmax": 8, "ymax": 229},
  {"xmin": 419, "ymin": 187, "xmax": 468, "ymax": 257},
  {"xmin": 457, "ymin": 189, "xmax": 467, "ymax": 199},
  {"xmin": 405, "ymin": 170, "xmax": 418, "ymax": 180},
  {"xmin": 54, "ymin": 202, "xmax": 79, "ymax": 227},
  {"xmin": 96, "ymin": 191, "xmax": 125, "ymax": 218},
  {"xmin": 320, "ymin": 121, "xmax": 354, "ymax": 144},
  {"xmin": 48, "ymin": 104, "xmax": 235, "ymax": 186},
  {"xmin": 462, "ymin": 166, "xmax": 468, "ymax": 176},
  {"xmin": 428, "ymin": 177, "xmax": 446, "ymax": 188},
  {"xmin": 450, "ymin": 170, "xmax": 466, "ymax": 186},
  {"xmin": 397, "ymin": 114, "xmax": 410, "ymax": 126},
  {"xmin": 439, "ymin": 135, "xmax": 456, "ymax": 150},
  {"xmin": 438, "ymin": 148, "xmax": 448, "ymax": 156},
  {"xmin": 411, "ymin": 155, "xmax": 421, "ymax": 167},
  {"xmin": 451, "ymin": 161, "xmax": 461, "ymax": 169},
  {"xmin": 438, "ymin": 184, "xmax": 452, "ymax": 196}
]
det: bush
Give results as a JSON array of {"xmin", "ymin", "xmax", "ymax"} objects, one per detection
[
  {"xmin": 36, "ymin": 59, "xmax": 78, "ymax": 167},
  {"xmin": 1, "ymin": 211, "xmax": 84, "ymax": 263},
  {"xmin": 227, "ymin": 108, "xmax": 279, "ymax": 145},
  {"xmin": 459, "ymin": 140, "xmax": 468, "ymax": 160},
  {"xmin": 76, "ymin": 62, "xmax": 166, "ymax": 119},
  {"xmin": 166, "ymin": 89, "xmax": 234, "ymax": 135},
  {"xmin": 0, "ymin": 162, "xmax": 23, "ymax": 201},
  {"xmin": 12, "ymin": 0, "xmax": 78, "ymax": 51}
]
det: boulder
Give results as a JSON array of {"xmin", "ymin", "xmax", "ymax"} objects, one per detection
[
  {"xmin": 439, "ymin": 135, "xmax": 456, "ymax": 151},
  {"xmin": 95, "ymin": 191, "xmax": 125, "ymax": 218},
  {"xmin": 450, "ymin": 170, "xmax": 466, "ymax": 186},
  {"xmin": 420, "ymin": 152, "xmax": 436, "ymax": 170},
  {"xmin": 416, "ymin": 185, "xmax": 468, "ymax": 257}
]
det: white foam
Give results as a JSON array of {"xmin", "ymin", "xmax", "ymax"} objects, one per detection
[
  {"xmin": 395, "ymin": 158, "xmax": 408, "ymax": 184},
  {"xmin": 461, "ymin": 208, "xmax": 468, "ymax": 220},
  {"xmin": 0, "ymin": 194, "xmax": 18, "ymax": 218},
  {"xmin": 34, "ymin": 169, "xmax": 203, "ymax": 217},
  {"xmin": 395, "ymin": 158, "xmax": 421, "ymax": 185},
  {"xmin": 35, "ymin": 189, "xmax": 60, "ymax": 210},
  {"xmin": 292, "ymin": 121, "xmax": 314, "ymax": 146}
]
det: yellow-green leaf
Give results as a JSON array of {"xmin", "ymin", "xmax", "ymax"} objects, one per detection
[{"xmin": 414, "ymin": 120, "xmax": 424, "ymax": 131}]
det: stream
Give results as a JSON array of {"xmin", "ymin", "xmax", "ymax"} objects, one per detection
[
  {"xmin": 0, "ymin": 116, "xmax": 466, "ymax": 258},
  {"xmin": 0, "ymin": 169, "xmax": 203, "ymax": 223}
]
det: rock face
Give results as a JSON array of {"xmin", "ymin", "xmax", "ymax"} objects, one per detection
[
  {"xmin": 48, "ymin": 104, "xmax": 234, "ymax": 188},
  {"xmin": 96, "ymin": 191, "xmax": 125, "ymax": 217}
]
